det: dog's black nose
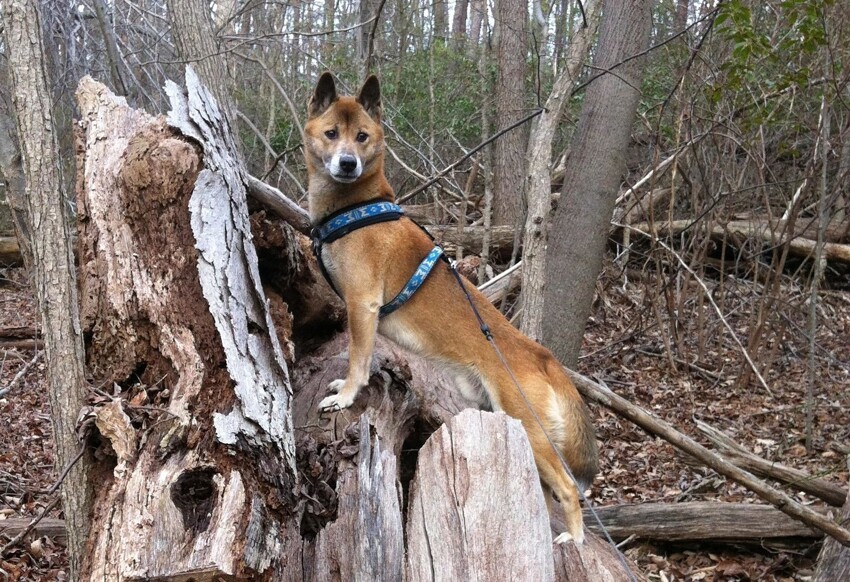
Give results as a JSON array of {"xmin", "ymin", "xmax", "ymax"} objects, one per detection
[{"xmin": 339, "ymin": 155, "xmax": 358, "ymax": 172}]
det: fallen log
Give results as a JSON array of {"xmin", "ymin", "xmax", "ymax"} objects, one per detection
[
  {"xmin": 0, "ymin": 235, "xmax": 22, "ymax": 266},
  {"xmin": 696, "ymin": 420, "xmax": 847, "ymax": 507},
  {"xmin": 423, "ymin": 224, "xmax": 515, "ymax": 254},
  {"xmin": 627, "ymin": 219, "xmax": 850, "ymax": 264},
  {"xmin": 566, "ymin": 370, "xmax": 850, "ymax": 547},
  {"xmin": 581, "ymin": 502, "xmax": 821, "ymax": 544},
  {"xmin": 0, "ymin": 517, "xmax": 67, "ymax": 546}
]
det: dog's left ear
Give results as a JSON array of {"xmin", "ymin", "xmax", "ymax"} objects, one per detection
[{"xmin": 357, "ymin": 75, "xmax": 382, "ymax": 122}]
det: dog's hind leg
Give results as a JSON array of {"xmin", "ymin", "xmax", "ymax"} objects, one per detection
[{"xmin": 523, "ymin": 423, "xmax": 585, "ymax": 544}]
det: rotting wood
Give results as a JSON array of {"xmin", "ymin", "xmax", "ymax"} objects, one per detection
[
  {"xmin": 76, "ymin": 71, "xmax": 297, "ymax": 579},
  {"xmin": 696, "ymin": 420, "xmax": 847, "ymax": 507},
  {"xmin": 406, "ymin": 409, "xmax": 635, "ymax": 582},
  {"xmin": 566, "ymin": 369, "xmax": 850, "ymax": 547},
  {"xmin": 814, "ymin": 481, "xmax": 850, "ymax": 581}
]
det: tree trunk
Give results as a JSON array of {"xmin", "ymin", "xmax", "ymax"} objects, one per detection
[
  {"xmin": 542, "ymin": 0, "xmax": 652, "ymax": 366},
  {"xmin": 519, "ymin": 0, "xmax": 601, "ymax": 340},
  {"xmin": 2, "ymin": 3, "xmax": 92, "ymax": 579},
  {"xmin": 492, "ymin": 0, "xmax": 529, "ymax": 227},
  {"xmin": 166, "ymin": 0, "xmax": 234, "ymax": 121}
]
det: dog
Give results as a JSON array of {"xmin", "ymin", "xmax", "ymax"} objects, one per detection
[{"xmin": 304, "ymin": 72, "xmax": 598, "ymax": 544}]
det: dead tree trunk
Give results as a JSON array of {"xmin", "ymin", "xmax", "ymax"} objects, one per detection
[{"xmin": 75, "ymin": 71, "xmax": 634, "ymax": 580}]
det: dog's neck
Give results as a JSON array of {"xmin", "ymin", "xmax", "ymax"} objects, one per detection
[{"xmin": 308, "ymin": 168, "xmax": 395, "ymax": 225}]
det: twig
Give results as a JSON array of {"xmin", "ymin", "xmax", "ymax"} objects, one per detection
[
  {"xmin": 0, "ymin": 447, "xmax": 84, "ymax": 555},
  {"xmin": 397, "ymin": 108, "xmax": 544, "ymax": 204},
  {"xmin": 0, "ymin": 351, "xmax": 42, "ymax": 398},
  {"xmin": 617, "ymin": 221, "xmax": 774, "ymax": 396}
]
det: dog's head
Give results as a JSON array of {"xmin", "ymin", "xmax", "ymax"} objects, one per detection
[{"xmin": 304, "ymin": 72, "xmax": 384, "ymax": 184}]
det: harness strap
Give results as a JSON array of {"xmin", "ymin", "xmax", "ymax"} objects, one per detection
[
  {"xmin": 379, "ymin": 246, "xmax": 444, "ymax": 317},
  {"xmin": 310, "ymin": 198, "xmax": 442, "ymax": 317}
]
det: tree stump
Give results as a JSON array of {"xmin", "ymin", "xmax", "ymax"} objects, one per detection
[{"xmin": 74, "ymin": 70, "xmax": 635, "ymax": 580}]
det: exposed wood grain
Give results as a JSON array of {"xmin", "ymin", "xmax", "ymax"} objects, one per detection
[
  {"xmin": 582, "ymin": 502, "xmax": 822, "ymax": 542},
  {"xmin": 814, "ymin": 487, "xmax": 850, "ymax": 581},
  {"xmin": 406, "ymin": 409, "xmax": 556, "ymax": 582},
  {"xmin": 76, "ymin": 71, "xmax": 297, "ymax": 580}
]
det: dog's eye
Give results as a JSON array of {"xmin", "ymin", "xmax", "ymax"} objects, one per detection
[
  {"xmin": 356, "ymin": 132, "xmax": 368, "ymax": 143},
  {"xmin": 324, "ymin": 129, "xmax": 337, "ymax": 139}
]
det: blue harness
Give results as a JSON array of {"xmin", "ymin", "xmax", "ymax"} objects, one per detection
[{"xmin": 311, "ymin": 199, "xmax": 446, "ymax": 317}]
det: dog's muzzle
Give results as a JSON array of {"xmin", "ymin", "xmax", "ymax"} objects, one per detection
[{"xmin": 328, "ymin": 153, "xmax": 362, "ymax": 182}]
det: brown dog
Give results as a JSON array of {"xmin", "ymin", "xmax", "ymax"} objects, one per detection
[{"xmin": 304, "ymin": 72, "xmax": 598, "ymax": 543}]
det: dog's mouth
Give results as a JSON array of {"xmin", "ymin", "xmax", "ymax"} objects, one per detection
[{"xmin": 329, "ymin": 171, "xmax": 360, "ymax": 183}]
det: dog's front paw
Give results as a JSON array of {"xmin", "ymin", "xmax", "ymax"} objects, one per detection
[
  {"xmin": 319, "ymin": 392, "xmax": 355, "ymax": 412},
  {"xmin": 327, "ymin": 379, "xmax": 346, "ymax": 393},
  {"xmin": 553, "ymin": 530, "xmax": 584, "ymax": 545}
]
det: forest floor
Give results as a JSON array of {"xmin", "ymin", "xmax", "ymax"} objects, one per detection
[{"xmin": 1, "ymin": 260, "xmax": 848, "ymax": 581}]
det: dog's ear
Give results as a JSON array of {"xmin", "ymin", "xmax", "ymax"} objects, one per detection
[
  {"xmin": 356, "ymin": 75, "xmax": 382, "ymax": 121},
  {"xmin": 309, "ymin": 72, "xmax": 338, "ymax": 118}
]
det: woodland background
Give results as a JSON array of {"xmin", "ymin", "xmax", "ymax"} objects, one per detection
[{"xmin": 0, "ymin": 0, "xmax": 849, "ymax": 580}]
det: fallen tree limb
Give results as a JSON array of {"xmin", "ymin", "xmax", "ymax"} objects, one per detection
[
  {"xmin": 696, "ymin": 420, "xmax": 847, "ymax": 507},
  {"xmin": 423, "ymin": 224, "xmax": 515, "ymax": 254},
  {"xmin": 566, "ymin": 369, "xmax": 850, "ymax": 547},
  {"xmin": 479, "ymin": 261, "xmax": 522, "ymax": 303},
  {"xmin": 0, "ymin": 517, "xmax": 66, "ymax": 546},
  {"xmin": 244, "ymin": 174, "xmax": 311, "ymax": 235},
  {"xmin": 582, "ymin": 502, "xmax": 821, "ymax": 544},
  {"xmin": 628, "ymin": 219, "xmax": 850, "ymax": 264}
]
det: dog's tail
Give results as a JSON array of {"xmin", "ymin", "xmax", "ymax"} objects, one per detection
[{"xmin": 546, "ymin": 359, "xmax": 599, "ymax": 491}]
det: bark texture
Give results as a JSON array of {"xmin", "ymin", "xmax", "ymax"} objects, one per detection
[
  {"xmin": 492, "ymin": 0, "xmax": 529, "ymax": 226},
  {"xmin": 76, "ymin": 72, "xmax": 297, "ymax": 579},
  {"xmin": 2, "ymin": 2, "xmax": 92, "ymax": 577},
  {"xmin": 166, "ymin": 0, "xmax": 234, "ymax": 120},
  {"xmin": 520, "ymin": 0, "xmax": 601, "ymax": 340},
  {"xmin": 542, "ymin": 0, "xmax": 652, "ymax": 366}
]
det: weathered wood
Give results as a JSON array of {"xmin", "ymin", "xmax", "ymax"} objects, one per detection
[
  {"xmin": 814, "ymin": 484, "xmax": 850, "ymax": 581},
  {"xmin": 0, "ymin": 235, "xmax": 22, "ymax": 265},
  {"xmin": 245, "ymin": 174, "xmax": 311, "ymax": 235},
  {"xmin": 582, "ymin": 502, "xmax": 822, "ymax": 543},
  {"xmin": 423, "ymin": 224, "xmax": 514, "ymax": 254},
  {"xmin": 0, "ymin": 518, "xmax": 67, "ymax": 546},
  {"xmin": 76, "ymin": 71, "xmax": 297, "ymax": 579},
  {"xmin": 406, "ymin": 410, "xmax": 555, "ymax": 582},
  {"xmin": 566, "ymin": 369, "xmax": 850, "ymax": 547},
  {"xmin": 406, "ymin": 410, "xmax": 635, "ymax": 582},
  {"xmin": 627, "ymin": 219, "xmax": 850, "ymax": 264},
  {"xmin": 312, "ymin": 416, "xmax": 405, "ymax": 582},
  {"xmin": 696, "ymin": 420, "xmax": 847, "ymax": 507}
]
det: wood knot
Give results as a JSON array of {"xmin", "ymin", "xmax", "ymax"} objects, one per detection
[{"xmin": 170, "ymin": 467, "xmax": 218, "ymax": 534}]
